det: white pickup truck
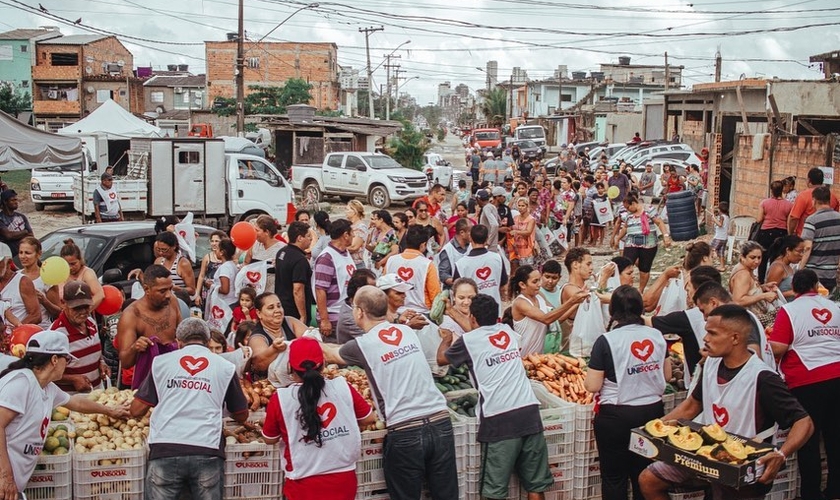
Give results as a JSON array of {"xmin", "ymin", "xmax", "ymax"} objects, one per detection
[
  {"xmin": 290, "ymin": 152, "xmax": 429, "ymax": 209},
  {"xmin": 73, "ymin": 138, "xmax": 295, "ymax": 226}
]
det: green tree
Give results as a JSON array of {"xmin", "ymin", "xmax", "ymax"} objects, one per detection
[
  {"xmin": 211, "ymin": 78, "xmax": 313, "ymax": 116},
  {"xmin": 278, "ymin": 78, "xmax": 313, "ymax": 108},
  {"xmin": 385, "ymin": 122, "xmax": 429, "ymax": 170},
  {"xmin": 0, "ymin": 84, "xmax": 31, "ymax": 115},
  {"xmin": 418, "ymin": 105, "xmax": 442, "ymax": 129},
  {"xmin": 481, "ymin": 88, "xmax": 508, "ymax": 127}
]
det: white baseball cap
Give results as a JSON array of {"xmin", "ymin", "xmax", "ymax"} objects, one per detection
[
  {"xmin": 26, "ymin": 330, "xmax": 77, "ymax": 360},
  {"xmin": 0, "ymin": 243, "xmax": 12, "ymax": 260},
  {"xmin": 376, "ymin": 273, "xmax": 414, "ymax": 292},
  {"xmin": 491, "ymin": 186, "xmax": 507, "ymax": 197}
]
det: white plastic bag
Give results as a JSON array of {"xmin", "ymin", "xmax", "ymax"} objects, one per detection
[
  {"xmin": 536, "ymin": 226, "xmax": 552, "ymax": 259},
  {"xmin": 415, "ymin": 323, "xmax": 449, "ymax": 377},
  {"xmin": 205, "ymin": 287, "xmax": 233, "ymax": 333},
  {"xmin": 235, "ymin": 260, "xmax": 269, "ymax": 296},
  {"xmin": 655, "ymin": 277, "xmax": 687, "ymax": 316},
  {"xmin": 593, "ymin": 199, "xmax": 614, "ymax": 225},
  {"xmin": 174, "ymin": 212, "xmax": 197, "ymax": 262},
  {"xmin": 569, "ymin": 292, "xmax": 607, "ymax": 358},
  {"xmin": 551, "ymin": 227, "xmax": 569, "ymax": 253}
]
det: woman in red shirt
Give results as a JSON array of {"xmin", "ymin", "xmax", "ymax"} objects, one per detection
[
  {"xmin": 262, "ymin": 338, "xmax": 376, "ymax": 500},
  {"xmin": 755, "ymin": 180, "xmax": 794, "ymax": 283}
]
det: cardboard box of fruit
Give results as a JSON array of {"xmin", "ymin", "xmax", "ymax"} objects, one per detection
[{"xmin": 629, "ymin": 419, "xmax": 776, "ymax": 488}]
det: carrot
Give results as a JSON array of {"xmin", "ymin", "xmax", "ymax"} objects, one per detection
[
  {"xmin": 527, "ymin": 354, "xmax": 542, "ymax": 366},
  {"xmin": 542, "ymin": 380, "xmax": 559, "ymax": 397},
  {"xmin": 557, "ymin": 354, "xmax": 579, "ymax": 367},
  {"xmin": 537, "ymin": 365, "xmax": 556, "ymax": 379},
  {"xmin": 536, "ymin": 370, "xmax": 546, "ymax": 380}
]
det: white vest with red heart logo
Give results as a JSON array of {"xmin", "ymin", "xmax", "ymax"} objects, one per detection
[
  {"xmin": 385, "ymin": 252, "xmax": 433, "ymax": 314},
  {"xmin": 779, "ymin": 294, "xmax": 840, "ymax": 371},
  {"xmin": 147, "ymin": 344, "xmax": 236, "ymax": 449},
  {"xmin": 313, "ymin": 245, "xmax": 356, "ymax": 316},
  {"xmin": 95, "ymin": 185, "xmax": 120, "ymax": 217},
  {"xmin": 601, "ymin": 324, "xmax": 667, "ymax": 406},
  {"xmin": 746, "ymin": 310, "xmax": 777, "ymax": 372},
  {"xmin": 355, "ymin": 321, "xmax": 446, "ymax": 426},
  {"xmin": 455, "ymin": 251, "xmax": 504, "ymax": 318},
  {"xmin": 460, "ymin": 324, "xmax": 538, "ymax": 418},
  {"xmin": 700, "ymin": 355, "xmax": 771, "ymax": 437},
  {"xmin": 278, "ymin": 377, "xmax": 361, "ymax": 480}
]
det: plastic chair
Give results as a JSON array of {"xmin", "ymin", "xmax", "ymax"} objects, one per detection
[{"xmin": 727, "ymin": 215, "xmax": 757, "ymax": 264}]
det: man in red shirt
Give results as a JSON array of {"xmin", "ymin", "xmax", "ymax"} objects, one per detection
[
  {"xmin": 769, "ymin": 269, "xmax": 840, "ymax": 500},
  {"xmin": 412, "ymin": 183, "xmax": 446, "ymax": 218},
  {"xmin": 52, "ymin": 281, "xmax": 108, "ymax": 392},
  {"xmin": 788, "ymin": 167, "xmax": 840, "ymax": 235}
]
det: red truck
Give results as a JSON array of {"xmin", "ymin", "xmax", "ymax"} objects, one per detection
[{"xmin": 472, "ymin": 128, "xmax": 503, "ymax": 154}]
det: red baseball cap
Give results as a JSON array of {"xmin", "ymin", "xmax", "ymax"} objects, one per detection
[{"xmin": 289, "ymin": 337, "xmax": 324, "ymax": 371}]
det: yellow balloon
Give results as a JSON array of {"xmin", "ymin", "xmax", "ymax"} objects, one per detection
[
  {"xmin": 607, "ymin": 186, "xmax": 620, "ymax": 199},
  {"xmin": 40, "ymin": 256, "xmax": 70, "ymax": 286}
]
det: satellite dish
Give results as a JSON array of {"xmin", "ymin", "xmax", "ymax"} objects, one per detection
[
  {"xmin": 85, "ymin": 56, "xmax": 94, "ymax": 63},
  {"xmin": 739, "ymin": 73, "xmax": 746, "ymax": 80},
  {"xmin": 117, "ymin": 60, "xmax": 125, "ymax": 67},
  {"xmin": 86, "ymin": 86, "xmax": 95, "ymax": 94},
  {"xmin": 85, "ymin": 66, "xmax": 92, "ymax": 74},
  {"xmin": 155, "ymin": 106, "xmax": 166, "ymax": 114}
]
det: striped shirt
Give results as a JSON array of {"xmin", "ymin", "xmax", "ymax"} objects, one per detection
[
  {"xmin": 313, "ymin": 245, "xmax": 343, "ymax": 322},
  {"xmin": 802, "ymin": 208, "xmax": 840, "ymax": 281},
  {"xmin": 621, "ymin": 207, "xmax": 659, "ymax": 248},
  {"xmin": 51, "ymin": 312, "xmax": 101, "ymax": 390}
]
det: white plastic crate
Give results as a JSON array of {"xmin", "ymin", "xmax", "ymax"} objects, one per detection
[
  {"xmin": 224, "ymin": 440, "xmax": 282, "ymax": 500},
  {"xmin": 448, "ymin": 411, "xmax": 470, "ymax": 474},
  {"xmin": 572, "ymin": 452, "xmax": 601, "ymax": 500},
  {"xmin": 669, "ymin": 487, "xmax": 708, "ymax": 500},
  {"xmin": 574, "ymin": 402, "xmax": 596, "ymax": 454},
  {"xmin": 73, "ymin": 447, "xmax": 145, "ymax": 500},
  {"xmin": 466, "ymin": 469, "xmax": 519, "ymax": 500},
  {"xmin": 530, "ymin": 383, "xmax": 577, "ymax": 459},
  {"xmin": 357, "ymin": 429, "xmax": 388, "ymax": 492},
  {"xmin": 529, "ymin": 454, "xmax": 575, "ymax": 500},
  {"xmin": 354, "ymin": 489, "xmax": 390, "ymax": 500},
  {"xmin": 674, "ymin": 390, "xmax": 688, "ymax": 405},
  {"xmin": 663, "ymin": 392, "xmax": 676, "ymax": 414},
  {"xmin": 24, "ymin": 452, "xmax": 72, "ymax": 500}
]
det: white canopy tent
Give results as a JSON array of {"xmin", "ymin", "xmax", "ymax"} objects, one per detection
[
  {"xmin": 57, "ymin": 99, "xmax": 164, "ymax": 139},
  {"xmin": 0, "ymin": 111, "xmax": 82, "ymax": 171}
]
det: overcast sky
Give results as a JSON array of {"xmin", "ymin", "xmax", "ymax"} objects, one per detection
[{"xmin": 4, "ymin": 0, "xmax": 839, "ymax": 105}]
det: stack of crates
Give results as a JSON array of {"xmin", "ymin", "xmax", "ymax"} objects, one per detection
[
  {"xmin": 73, "ymin": 446, "xmax": 146, "ymax": 500},
  {"xmin": 528, "ymin": 383, "xmax": 577, "ymax": 500},
  {"xmin": 223, "ymin": 429, "xmax": 283, "ymax": 500},
  {"xmin": 571, "ymin": 402, "xmax": 600, "ymax": 500},
  {"xmin": 771, "ymin": 427, "xmax": 799, "ymax": 500},
  {"xmin": 668, "ymin": 487, "xmax": 709, "ymax": 500},
  {"xmin": 355, "ymin": 429, "xmax": 389, "ymax": 500},
  {"xmin": 24, "ymin": 423, "xmax": 74, "ymax": 500},
  {"xmin": 663, "ymin": 392, "xmax": 677, "ymax": 414}
]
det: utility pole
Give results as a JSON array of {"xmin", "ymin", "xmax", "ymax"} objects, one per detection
[
  {"xmin": 714, "ymin": 49, "xmax": 722, "ymax": 82},
  {"xmin": 359, "ymin": 26, "xmax": 383, "ymax": 119},
  {"xmin": 557, "ymin": 75, "xmax": 563, "ymax": 115},
  {"xmin": 663, "ymin": 52, "xmax": 669, "ymax": 140},
  {"xmin": 236, "ymin": 0, "xmax": 245, "ymax": 134},
  {"xmin": 383, "ymin": 55, "xmax": 401, "ymax": 121},
  {"xmin": 393, "ymin": 66, "xmax": 405, "ymax": 114}
]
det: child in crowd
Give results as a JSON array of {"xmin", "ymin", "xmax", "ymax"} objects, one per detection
[
  {"xmin": 208, "ymin": 330, "xmax": 228, "ymax": 353},
  {"xmin": 711, "ymin": 201, "xmax": 730, "ymax": 271},
  {"xmin": 539, "ymin": 260, "xmax": 564, "ymax": 353},
  {"xmin": 589, "ymin": 182, "xmax": 608, "ymax": 247},
  {"xmin": 231, "ymin": 286, "xmax": 258, "ymax": 331}
]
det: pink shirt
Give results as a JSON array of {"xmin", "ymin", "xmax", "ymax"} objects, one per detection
[{"xmin": 760, "ymin": 197, "xmax": 793, "ymax": 230}]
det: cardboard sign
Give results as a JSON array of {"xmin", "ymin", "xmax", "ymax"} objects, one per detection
[{"xmin": 819, "ymin": 166, "xmax": 834, "ymax": 186}]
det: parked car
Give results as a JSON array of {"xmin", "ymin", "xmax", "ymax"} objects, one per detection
[
  {"xmin": 587, "ymin": 143, "xmax": 626, "ymax": 162},
  {"xmin": 30, "ymin": 161, "xmax": 85, "ymax": 212},
  {"xmin": 510, "ymin": 140, "xmax": 544, "ymax": 161},
  {"xmin": 513, "ymin": 125, "xmax": 547, "ymax": 151},
  {"xmin": 632, "ymin": 160, "xmax": 690, "ymax": 197},
  {"xmin": 422, "ymin": 153, "xmax": 453, "ymax": 189},
  {"xmin": 39, "ymin": 221, "xmax": 216, "ymax": 296},
  {"xmin": 626, "ymin": 148, "xmax": 700, "ymax": 169}
]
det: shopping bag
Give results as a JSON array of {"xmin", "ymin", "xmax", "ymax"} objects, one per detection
[
  {"xmin": 205, "ymin": 287, "xmax": 233, "ymax": 333},
  {"xmin": 174, "ymin": 212, "xmax": 197, "ymax": 263},
  {"xmin": 536, "ymin": 226, "xmax": 552, "ymax": 260},
  {"xmin": 415, "ymin": 323, "xmax": 449, "ymax": 377},
  {"xmin": 218, "ymin": 346, "xmax": 252, "ymax": 378},
  {"xmin": 568, "ymin": 292, "xmax": 607, "ymax": 357},
  {"xmin": 235, "ymin": 260, "xmax": 269, "ymax": 296},
  {"xmin": 593, "ymin": 199, "xmax": 614, "ymax": 225},
  {"xmin": 543, "ymin": 323, "xmax": 562, "ymax": 354},
  {"xmin": 654, "ymin": 276, "xmax": 687, "ymax": 316},
  {"xmin": 551, "ymin": 228, "xmax": 569, "ymax": 253}
]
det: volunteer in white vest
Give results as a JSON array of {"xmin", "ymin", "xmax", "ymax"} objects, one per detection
[
  {"xmin": 263, "ymin": 337, "xmax": 375, "ymax": 500},
  {"xmin": 437, "ymin": 218, "xmax": 471, "ymax": 289},
  {"xmin": 93, "ymin": 172, "xmax": 122, "ymax": 223},
  {"xmin": 385, "ymin": 225, "xmax": 441, "ymax": 315},
  {"xmin": 585, "ymin": 286, "xmax": 671, "ymax": 500},
  {"xmin": 454, "ymin": 224, "xmax": 507, "ymax": 319},
  {"xmin": 130, "ymin": 318, "xmax": 249, "ymax": 500},
  {"xmin": 438, "ymin": 293, "xmax": 554, "ymax": 500},
  {"xmin": 313, "ymin": 219, "xmax": 357, "ymax": 342},
  {"xmin": 639, "ymin": 304, "xmax": 814, "ymax": 500},
  {"xmin": 323, "ymin": 286, "xmax": 459, "ymax": 500},
  {"xmin": 769, "ymin": 269, "xmax": 840, "ymax": 500},
  {"xmin": 0, "ymin": 330, "xmax": 130, "ymax": 498}
]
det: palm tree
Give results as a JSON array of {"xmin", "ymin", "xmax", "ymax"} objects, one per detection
[{"xmin": 480, "ymin": 88, "xmax": 507, "ymax": 127}]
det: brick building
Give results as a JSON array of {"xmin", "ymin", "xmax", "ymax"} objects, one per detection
[
  {"xmin": 32, "ymin": 34, "xmax": 136, "ymax": 129},
  {"xmin": 204, "ymin": 40, "xmax": 339, "ymax": 111}
]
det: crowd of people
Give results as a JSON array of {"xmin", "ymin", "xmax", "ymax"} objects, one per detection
[{"xmin": 0, "ymin": 142, "xmax": 838, "ymax": 500}]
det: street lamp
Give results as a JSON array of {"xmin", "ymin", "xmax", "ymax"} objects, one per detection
[
  {"xmin": 395, "ymin": 75, "xmax": 420, "ymax": 112},
  {"xmin": 236, "ymin": 2, "xmax": 320, "ymax": 133}
]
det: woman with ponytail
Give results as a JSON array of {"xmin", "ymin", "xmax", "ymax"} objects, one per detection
[
  {"xmin": 0, "ymin": 330, "xmax": 129, "ymax": 498},
  {"xmin": 262, "ymin": 337, "xmax": 376, "ymax": 500}
]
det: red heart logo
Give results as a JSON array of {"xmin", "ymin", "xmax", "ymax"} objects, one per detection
[
  {"xmin": 489, "ymin": 330, "xmax": 510, "ymax": 350},
  {"xmin": 630, "ymin": 339, "xmax": 654, "ymax": 362},
  {"xmin": 318, "ymin": 402, "xmax": 337, "ymax": 428},
  {"xmin": 476, "ymin": 267, "xmax": 492, "ymax": 280},
  {"xmin": 246, "ymin": 271, "xmax": 261, "ymax": 282},
  {"xmin": 179, "ymin": 356, "xmax": 209, "ymax": 376},
  {"xmin": 109, "ymin": 192, "xmax": 116, "ymax": 199},
  {"xmin": 712, "ymin": 404, "xmax": 729, "ymax": 427},
  {"xmin": 40, "ymin": 417, "xmax": 49, "ymax": 439},
  {"xmin": 179, "ymin": 230, "xmax": 187, "ymax": 238},
  {"xmin": 397, "ymin": 267, "xmax": 414, "ymax": 281},
  {"xmin": 599, "ymin": 207, "xmax": 607, "ymax": 214},
  {"xmin": 378, "ymin": 326, "xmax": 403, "ymax": 346},
  {"xmin": 211, "ymin": 305, "xmax": 225, "ymax": 319},
  {"xmin": 812, "ymin": 308, "xmax": 832, "ymax": 325},
  {"xmin": 346, "ymin": 264, "xmax": 355, "ymax": 276}
]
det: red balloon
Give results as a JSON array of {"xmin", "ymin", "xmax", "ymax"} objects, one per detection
[
  {"xmin": 10, "ymin": 324, "xmax": 43, "ymax": 358},
  {"xmin": 96, "ymin": 285, "xmax": 124, "ymax": 316},
  {"xmin": 230, "ymin": 221, "xmax": 257, "ymax": 250}
]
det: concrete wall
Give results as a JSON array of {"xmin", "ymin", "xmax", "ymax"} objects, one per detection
[
  {"xmin": 605, "ymin": 113, "xmax": 643, "ymax": 143},
  {"xmin": 770, "ymin": 81, "xmax": 840, "ymax": 117},
  {"xmin": 189, "ymin": 110, "xmax": 237, "ymax": 136},
  {"xmin": 0, "ymin": 38, "xmax": 35, "ymax": 96},
  {"xmin": 730, "ymin": 134, "xmax": 840, "ymax": 218}
]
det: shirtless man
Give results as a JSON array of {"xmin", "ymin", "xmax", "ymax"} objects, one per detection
[{"xmin": 117, "ymin": 264, "xmax": 182, "ymax": 389}]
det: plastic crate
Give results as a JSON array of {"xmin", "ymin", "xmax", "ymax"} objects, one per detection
[
  {"xmin": 663, "ymin": 392, "xmax": 676, "ymax": 414},
  {"xmin": 354, "ymin": 490, "xmax": 390, "ymax": 500},
  {"xmin": 73, "ymin": 447, "xmax": 145, "ymax": 500},
  {"xmin": 574, "ymin": 402, "xmax": 596, "ymax": 454},
  {"xmin": 572, "ymin": 452, "xmax": 601, "ymax": 500},
  {"xmin": 357, "ymin": 429, "xmax": 388, "ymax": 492},
  {"xmin": 669, "ymin": 487, "xmax": 708, "ymax": 500},
  {"xmin": 466, "ymin": 469, "xmax": 519, "ymax": 500},
  {"xmin": 445, "ymin": 390, "xmax": 480, "ymax": 471},
  {"xmin": 530, "ymin": 383, "xmax": 577, "ymax": 459},
  {"xmin": 224, "ymin": 440, "xmax": 282, "ymax": 500},
  {"xmin": 448, "ymin": 410, "xmax": 470, "ymax": 474},
  {"xmin": 530, "ymin": 454, "xmax": 575, "ymax": 500},
  {"xmin": 24, "ymin": 452, "xmax": 72, "ymax": 500}
]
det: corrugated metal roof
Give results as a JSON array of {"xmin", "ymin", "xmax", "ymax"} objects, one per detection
[
  {"xmin": 144, "ymin": 75, "xmax": 206, "ymax": 88},
  {"xmin": 39, "ymin": 34, "xmax": 108, "ymax": 45},
  {"xmin": 0, "ymin": 28, "xmax": 59, "ymax": 40}
]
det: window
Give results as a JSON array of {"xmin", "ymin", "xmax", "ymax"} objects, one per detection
[
  {"xmin": 182, "ymin": 92, "xmax": 190, "ymax": 104},
  {"xmin": 238, "ymin": 159, "xmax": 279, "ymax": 186},
  {"xmin": 178, "ymin": 151, "xmax": 200, "ymax": 164},
  {"xmin": 326, "ymin": 155, "xmax": 343, "ymax": 168},
  {"xmin": 51, "ymin": 53, "xmax": 79, "ymax": 66},
  {"xmin": 150, "ymin": 91, "xmax": 164, "ymax": 103},
  {"xmin": 96, "ymin": 89, "xmax": 113, "ymax": 103},
  {"xmin": 345, "ymin": 156, "xmax": 365, "ymax": 171},
  {"xmin": 20, "ymin": 80, "xmax": 28, "ymax": 87},
  {"xmin": 20, "ymin": 45, "xmax": 27, "ymax": 53}
]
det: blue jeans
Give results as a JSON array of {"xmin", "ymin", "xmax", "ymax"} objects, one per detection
[
  {"xmin": 383, "ymin": 418, "xmax": 459, "ymax": 500},
  {"xmin": 145, "ymin": 455, "xmax": 224, "ymax": 500}
]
